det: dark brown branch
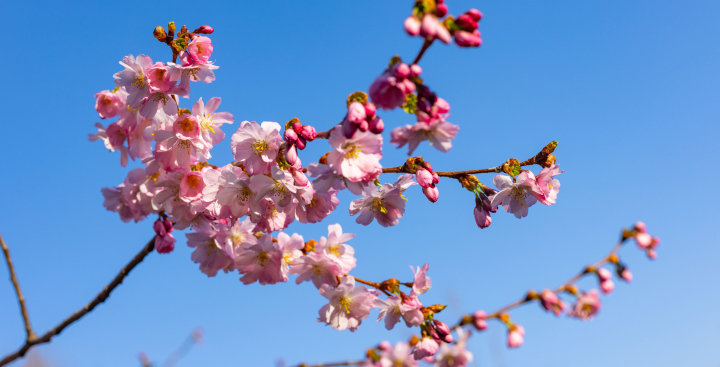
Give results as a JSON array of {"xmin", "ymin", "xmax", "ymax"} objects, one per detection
[
  {"xmin": 0, "ymin": 234, "xmax": 36, "ymax": 342},
  {"xmin": 297, "ymin": 361, "xmax": 364, "ymax": 367},
  {"xmin": 412, "ymin": 39, "xmax": 434, "ymax": 65},
  {"xmin": 0, "ymin": 236, "xmax": 156, "ymax": 367}
]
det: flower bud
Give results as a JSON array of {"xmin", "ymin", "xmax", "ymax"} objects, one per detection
[
  {"xmin": 392, "ymin": 62, "xmax": 411, "ymax": 79},
  {"xmin": 285, "ymin": 145, "xmax": 299, "ymax": 166},
  {"xmin": 295, "ymin": 137, "xmax": 307, "ymax": 150},
  {"xmin": 412, "ymin": 337, "xmax": 439, "ymax": 360},
  {"xmin": 301, "ymin": 125, "xmax": 316, "ymax": 141},
  {"xmin": 472, "ymin": 310, "xmax": 488, "ymax": 330},
  {"xmin": 347, "ymin": 101, "xmax": 367, "ymax": 124},
  {"xmin": 404, "ymin": 16, "xmax": 421, "ymax": 36},
  {"xmin": 292, "ymin": 168, "xmax": 309, "ymax": 186},
  {"xmin": 342, "ymin": 117, "xmax": 359, "ymax": 139},
  {"xmin": 369, "ymin": 116, "xmax": 384, "ymax": 134},
  {"xmin": 435, "ymin": 3, "xmax": 448, "ymax": 17},
  {"xmin": 284, "ymin": 128, "xmax": 298, "ymax": 143},
  {"xmin": 422, "ymin": 185, "xmax": 439, "ymax": 203},
  {"xmin": 162, "ymin": 218, "xmax": 174, "ymax": 233},
  {"xmin": 153, "ymin": 219, "xmax": 167, "ymax": 237},
  {"xmin": 410, "ymin": 64, "xmax": 423, "ymax": 77},
  {"xmin": 193, "ymin": 25, "xmax": 214, "ymax": 34},
  {"xmin": 168, "ymin": 21, "xmax": 176, "ymax": 36},
  {"xmin": 153, "ymin": 26, "xmax": 167, "ymax": 42},
  {"xmin": 364, "ymin": 102, "xmax": 377, "ymax": 117},
  {"xmin": 596, "ymin": 268, "xmax": 612, "ymax": 282},
  {"xmin": 416, "ymin": 168, "xmax": 434, "ymax": 187},
  {"xmin": 292, "ymin": 120, "xmax": 303, "ymax": 134},
  {"xmin": 435, "ymin": 97, "xmax": 450, "ymax": 114},
  {"xmin": 467, "ymin": 9, "xmax": 483, "ymax": 21},
  {"xmin": 600, "ymin": 279, "xmax": 615, "ymax": 294},
  {"xmin": 456, "ymin": 14, "xmax": 479, "ymax": 31},
  {"xmin": 378, "ymin": 341, "xmax": 391, "ymax": 351},
  {"xmin": 507, "ymin": 325, "xmax": 525, "ymax": 348},
  {"xmin": 620, "ymin": 268, "xmax": 633, "ymax": 282}
]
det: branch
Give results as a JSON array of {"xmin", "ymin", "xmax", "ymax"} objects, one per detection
[
  {"xmin": 412, "ymin": 39, "xmax": 434, "ymax": 65},
  {"xmin": 0, "ymin": 234, "xmax": 36, "ymax": 342},
  {"xmin": 0, "ymin": 236, "xmax": 156, "ymax": 367},
  {"xmin": 297, "ymin": 361, "xmax": 364, "ymax": 367}
]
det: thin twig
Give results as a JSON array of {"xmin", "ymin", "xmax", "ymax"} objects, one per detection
[
  {"xmin": 412, "ymin": 39, "xmax": 434, "ymax": 65},
  {"xmin": 0, "ymin": 236, "xmax": 156, "ymax": 367},
  {"xmin": 0, "ymin": 234, "xmax": 36, "ymax": 342},
  {"xmin": 297, "ymin": 360, "xmax": 364, "ymax": 367}
]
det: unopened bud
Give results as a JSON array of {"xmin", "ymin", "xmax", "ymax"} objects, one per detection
[
  {"xmin": 180, "ymin": 25, "xmax": 188, "ymax": 34},
  {"xmin": 193, "ymin": 25, "xmax": 214, "ymax": 34},
  {"xmin": 427, "ymin": 304, "xmax": 447, "ymax": 313},
  {"xmin": 168, "ymin": 21, "xmax": 176, "ymax": 36},
  {"xmin": 409, "ymin": 335, "xmax": 420, "ymax": 346},
  {"xmin": 284, "ymin": 128, "xmax": 298, "ymax": 143},
  {"xmin": 369, "ymin": 116, "xmax": 384, "ymax": 134},
  {"xmin": 301, "ymin": 125, "xmax": 317, "ymax": 141},
  {"xmin": 502, "ymin": 158, "xmax": 521, "ymax": 178},
  {"xmin": 541, "ymin": 154, "xmax": 556, "ymax": 168},
  {"xmin": 153, "ymin": 26, "xmax": 167, "ymax": 42}
]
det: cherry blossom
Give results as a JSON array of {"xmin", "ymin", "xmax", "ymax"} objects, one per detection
[
  {"xmin": 317, "ymin": 276, "xmax": 376, "ymax": 332},
  {"xmin": 231, "ymin": 121, "xmax": 282, "ymax": 175},
  {"xmin": 490, "ymin": 172, "xmax": 546, "ymax": 218},
  {"xmin": 568, "ymin": 290, "xmax": 602, "ymax": 320},
  {"xmin": 327, "ymin": 126, "xmax": 383, "ymax": 183}
]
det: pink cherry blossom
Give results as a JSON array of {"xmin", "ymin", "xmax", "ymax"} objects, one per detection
[
  {"xmin": 114, "ymin": 54, "xmax": 153, "ymax": 108},
  {"xmin": 317, "ymin": 276, "xmax": 376, "ymax": 332},
  {"xmin": 192, "ymin": 97, "xmax": 234, "ymax": 149},
  {"xmin": 94, "ymin": 89, "xmax": 126, "ymax": 119},
  {"xmin": 289, "ymin": 250, "xmax": 343, "ymax": 289},
  {"xmin": 434, "ymin": 342, "xmax": 473, "ymax": 367},
  {"xmin": 179, "ymin": 171, "xmax": 206, "ymax": 202},
  {"xmin": 411, "ymin": 337, "xmax": 439, "ymax": 360},
  {"xmin": 168, "ymin": 50, "xmax": 219, "ymax": 86},
  {"xmin": 535, "ymin": 164, "xmax": 563, "ymax": 205},
  {"xmin": 411, "ymin": 263, "xmax": 432, "ymax": 295},
  {"xmin": 374, "ymin": 296, "xmax": 411, "ymax": 330},
  {"xmin": 568, "ymin": 289, "xmax": 602, "ymax": 320},
  {"xmin": 276, "ymin": 232, "xmax": 305, "ymax": 278},
  {"xmin": 369, "ymin": 62, "xmax": 417, "ymax": 110},
  {"xmin": 391, "ymin": 118, "xmax": 459, "ymax": 156},
  {"xmin": 186, "ymin": 224, "xmax": 233, "ymax": 277},
  {"xmin": 314, "ymin": 224, "xmax": 357, "ymax": 273},
  {"xmin": 378, "ymin": 342, "xmax": 417, "ymax": 367},
  {"xmin": 295, "ymin": 189, "xmax": 339, "ymax": 224},
  {"xmin": 489, "ymin": 172, "xmax": 546, "ymax": 218},
  {"xmin": 307, "ymin": 162, "xmax": 366, "ymax": 195},
  {"xmin": 327, "ymin": 126, "xmax": 383, "ymax": 183},
  {"xmin": 187, "ymin": 36, "xmax": 213, "ymax": 64},
  {"xmin": 231, "ymin": 121, "xmax": 282, "ymax": 175},
  {"xmin": 349, "ymin": 182, "xmax": 406, "ymax": 227},
  {"xmin": 235, "ymin": 233, "xmax": 284, "ymax": 285}
]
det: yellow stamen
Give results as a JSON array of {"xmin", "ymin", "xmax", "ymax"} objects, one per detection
[
  {"xmin": 337, "ymin": 296, "xmax": 353, "ymax": 314},
  {"xmin": 251, "ymin": 139, "xmax": 269, "ymax": 155}
]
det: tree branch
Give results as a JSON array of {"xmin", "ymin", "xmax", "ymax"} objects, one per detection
[
  {"xmin": 297, "ymin": 360, "xmax": 364, "ymax": 367},
  {"xmin": 0, "ymin": 234, "xmax": 36, "ymax": 342},
  {"xmin": 0, "ymin": 236, "xmax": 156, "ymax": 367}
]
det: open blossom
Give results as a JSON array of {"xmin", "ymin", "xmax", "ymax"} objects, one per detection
[
  {"xmin": 235, "ymin": 234, "xmax": 284, "ymax": 285},
  {"xmin": 391, "ymin": 118, "xmax": 459, "ymax": 156},
  {"xmin": 540, "ymin": 289, "xmax": 565, "ymax": 316},
  {"xmin": 318, "ymin": 276, "xmax": 376, "ymax": 332},
  {"xmin": 192, "ymin": 97, "xmax": 234, "ymax": 149},
  {"xmin": 349, "ymin": 182, "xmax": 406, "ymax": 227},
  {"xmin": 376, "ymin": 342, "xmax": 417, "ymax": 367},
  {"xmin": 374, "ymin": 292, "xmax": 423, "ymax": 330},
  {"xmin": 411, "ymin": 263, "xmax": 432, "ymax": 295},
  {"xmin": 535, "ymin": 164, "xmax": 563, "ymax": 205},
  {"xmin": 140, "ymin": 61, "xmax": 185, "ymax": 119},
  {"xmin": 250, "ymin": 166, "xmax": 309, "ymax": 208},
  {"xmin": 276, "ymin": 232, "xmax": 304, "ymax": 278},
  {"xmin": 327, "ymin": 126, "xmax": 383, "ymax": 182},
  {"xmin": 507, "ymin": 325, "xmax": 525, "ymax": 348},
  {"xmin": 89, "ymin": 122, "xmax": 131, "ymax": 166},
  {"xmin": 490, "ymin": 172, "xmax": 546, "ymax": 218},
  {"xmin": 187, "ymin": 36, "xmax": 213, "ymax": 64},
  {"xmin": 434, "ymin": 343, "xmax": 473, "ymax": 367},
  {"xmin": 289, "ymin": 250, "xmax": 343, "ymax": 289},
  {"xmin": 306, "ymin": 162, "xmax": 366, "ymax": 195},
  {"xmin": 169, "ymin": 50, "xmax": 219, "ymax": 87},
  {"xmin": 94, "ymin": 89, "xmax": 126, "ymax": 119},
  {"xmin": 214, "ymin": 166, "xmax": 253, "ymax": 217},
  {"xmin": 295, "ymin": 189, "xmax": 339, "ymax": 224},
  {"xmin": 412, "ymin": 337, "xmax": 440, "ymax": 360},
  {"xmin": 217, "ymin": 218, "xmax": 258, "ymax": 261},
  {"xmin": 369, "ymin": 62, "xmax": 418, "ymax": 110},
  {"xmin": 568, "ymin": 289, "xmax": 602, "ymax": 320},
  {"xmin": 186, "ymin": 223, "xmax": 233, "ymax": 277},
  {"xmin": 315, "ymin": 224, "xmax": 357, "ymax": 273},
  {"xmin": 231, "ymin": 121, "xmax": 282, "ymax": 175},
  {"xmin": 114, "ymin": 54, "xmax": 153, "ymax": 108},
  {"xmin": 101, "ymin": 168, "xmax": 156, "ymax": 223}
]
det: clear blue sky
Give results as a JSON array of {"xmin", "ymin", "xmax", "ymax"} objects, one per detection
[{"xmin": 1, "ymin": 1, "xmax": 718, "ymax": 366}]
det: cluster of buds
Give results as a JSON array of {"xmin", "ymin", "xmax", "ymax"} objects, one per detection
[
  {"xmin": 633, "ymin": 221, "xmax": 661, "ymax": 259},
  {"xmin": 446, "ymin": 9, "xmax": 483, "ymax": 47},
  {"xmin": 459, "ymin": 175, "xmax": 498, "ymax": 229},
  {"xmin": 402, "ymin": 157, "xmax": 440, "ymax": 202},
  {"xmin": 369, "ymin": 57, "xmax": 421, "ymax": 110},
  {"xmin": 283, "ymin": 118, "xmax": 317, "ymax": 165},
  {"xmin": 341, "ymin": 92, "xmax": 384, "ymax": 138},
  {"xmin": 152, "ymin": 215, "xmax": 176, "ymax": 254},
  {"xmin": 404, "ymin": 0, "xmax": 452, "ymax": 43}
]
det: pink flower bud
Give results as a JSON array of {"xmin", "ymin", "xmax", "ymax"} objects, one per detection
[
  {"xmin": 342, "ymin": 117, "xmax": 358, "ymax": 138},
  {"xmin": 155, "ymin": 233, "xmax": 176, "ymax": 254},
  {"xmin": 421, "ymin": 14, "xmax": 439, "ymax": 38},
  {"xmin": 647, "ymin": 249, "xmax": 657, "ymax": 259},
  {"xmin": 284, "ymin": 128, "xmax": 298, "ymax": 143},
  {"xmin": 467, "ymin": 9, "xmax": 483, "ymax": 21},
  {"xmin": 301, "ymin": 125, "xmax": 316, "ymax": 141},
  {"xmin": 634, "ymin": 221, "xmax": 647, "ymax": 233},
  {"xmin": 295, "ymin": 137, "xmax": 307, "ymax": 150},
  {"xmin": 423, "ymin": 356, "xmax": 435, "ymax": 364},
  {"xmin": 620, "ymin": 269, "xmax": 633, "ymax": 282},
  {"xmin": 292, "ymin": 168, "xmax": 309, "ymax": 186},
  {"xmin": 193, "ymin": 25, "xmax": 214, "ymax": 34},
  {"xmin": 596, "ymin": 268, "xmax": 612, "ymax": 282},
  {"xmin": 435, "ymin": 3, "xmax": 448, "ymax": 17},
  {"xmin": 635, "ymin": 232, "xmax": 653, "ymax": 249},
  {"xmin": 369, "ymin": 116, "xmax": 384, "ymax": 134},
  {"xmin": 410, "ymin": 64, "xmax": 422, "ymax": 77},
  {"xmin": 433, "ymin": 320, "xmax": 453, "ymax": 343},
  {"xmin": 153, "ymin": 219, "xmax": 167, "ymax": 237},
  {"xmin": 292, "ymin": 120, "xmax": 303, "ymax": 134},
  {"xmin": 392, "ymin": 62, "xmax": 411, "ymax": 79},
  {"xmin": 162, "ymin": 218, "xmax": 173, "ymax": 233},
  {"xmin": 364, "ymin": 102, "xmax": 377, "ymax": 117},
  {"xmin": 378, "ymin": 341, "xmax": 391, "ymax": 351},
  {"xmin": 404, "ymin": 16, "xmax": 421, "ymax": 36},
  {"xmin": 507, "ymin": 325, "xmax": 525, "ymax": 348},
  {"xmin": 472, "ymin": 310, "xmax": 488, "ymax": 330},
  {"xmin": 422, "ymin": 185, "xmax": 439, "ymax": 203},
  {"xmin": 454, "ymin": 29, "xmax": 482, "ymax": 48},
  {"xmin": 347, "ymin": 102, "xmax": 367, "ymax": 125},
  {"xmin": 435, "ymin": 97, "xmax": 450, "ymax": 114},
  {"xmin": 432, "ymin": 172, "xmax": 440, "ymax": 184},
  {"xmin": 456, "ymin": 14, "xmax": 478, "ymax": 30},
  {"xmin": 285, "ymin": 145, "xmax": 298, "ymax": 165},
  {"xmin": 416, "ymin": 168, "xmax": 434, "ymax": 187},
  {"xmin": 600, "ymin": 279, "xmax": 615, "ymax": 294}
]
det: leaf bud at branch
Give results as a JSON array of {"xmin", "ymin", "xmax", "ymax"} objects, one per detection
[
  {"xmin": 167, "ymin": 21, "xmax": 176, "ymax": 37},
  {"xmin": 502, "ymin": 158, "xmax": 521, "ymax": 178},
  {"xmin": 153, "ymin": 26, "xmax": 167, "ymax": 42}
]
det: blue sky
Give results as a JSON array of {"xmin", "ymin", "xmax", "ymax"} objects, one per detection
[{"xmin": 1, "ymin": 1, "xmax": 719, "ymax": 366}]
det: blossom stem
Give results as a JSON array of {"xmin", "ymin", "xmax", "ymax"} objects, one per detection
[
  {"xmin": 352, "ymin": 276, "xmax": 392, "ymax": 296},
  {"xmin": 0, "ymin": 234, "xmax": 36, "ymax": 343},
  {"xmin": 412, "ymin": 39, "xmax": 434, "ymax": 65},
  {"xmin": 454, "ymin": 237, "xmax": 629, "ymax": 328},
  {"xmin": 0, "ymin": 236, "xmax": 156, "ymax": 367}
]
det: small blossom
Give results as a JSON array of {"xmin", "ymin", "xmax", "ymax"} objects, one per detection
[
  {"xmin": 535, "ymin": 164, "xmax": 563, "ymax": 205},
  {"xmin": 327, "ymin": 126, "xmax": 383, "ymax": 183},
  {"xmin": 235, "ymin": 234, "xmax": 284, "ymax": 285},
  {"xmin": 507, "ymin": 325, "xmax": 525, "ymax": 348},
  {"xmin": 231, "ymin": 121, "xmax": 282, "ymax": 175},
  {"xmin": 94, "ymin": 89, "xmax": 126, "ymax": 119},
  {"xmin": 349, "ymin": 182, "xmax": 406, "ymax": 227},
  {"xmin": 489, "ymin": 172, "xmax": 546, "ymax": 218},
  {"xmin": 568, "ymin": 289, "xmax": 601, "ymax": 320},
  {"xmin": 410, "ymin": 263, "xmax": 432, "ymax": 295},
  {"xmin": 369, "ymin": 62, "xmax": 417, "ymax": 110},
  {"xmin": 153, "ymin": 218, "xmax": 176, "ymax": 254},
  {"xmin": 412, "ymin": 337, "xmax": 440, "ymax": 360},
  {"xmin": 289, "ymin": 251, "xmax": 343, "ymax": 289},
  {"xmin": 317, "ymin": 276, "xmax": 376, "ymax": 332}
]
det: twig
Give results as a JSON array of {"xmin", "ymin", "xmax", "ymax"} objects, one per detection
[
  {"xmin": 0, "ymin": 236, "xmax": 156, "ymax": 367},
  {"xmin": 0, "ymin": 234, "xmax": 36, "ymax": 342},
  {"xmin": 296, "ymin": 361, "xmax": 364, "ymax": 367},
  {"xmin": 412, "ymin": 39, "xmax": 434, "ymax": 65}
]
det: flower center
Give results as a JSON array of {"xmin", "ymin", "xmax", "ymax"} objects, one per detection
[
  {"xmin": 186, "ymin": 175, "xmax": 202, "ymax": 189},
  {"xmin": 131, "ymin": 73, "xmax": 147, "ymax": 88},
  {"xmin": 239, "ymin": 186, "xmax": 253, "ymax": 201},
  {"xmin": 103, "ymin": 97, "xmax": 113, "ymax": 105},
  {"xmin": 251, "ymin": 139, "xmax": 269, "ymax": 155},
  {"xmin": 328, "ymin": 244, "xmax": 341, "ymax": 257},
  {"xmin": 343, "ymin": 142, "xmax": 362, "ymax": 159},
  {"xmin": 154, "ymin": 68, "xmax": 166, "ymax": 81},
  {"xmin": 255, "ymin": 251, "xmax": 270, "ymax": 267},
  {"xmin": 510, "ymin": 187, "xmax": 527, "ymax": 206},
  {"xmin": 177, "ymin": 118, "xmax": 196, "ymax": 132},
  {"xmin": 370, "ymin": 198, "xmax": 387, "ymax": 214},
  {"xmin": 205, "ymin": 240, "xmax": 219, "ymax": 256},
  {"xmin": 200, "ymin": 116, "xmax": 215, "ymax": 133},
  {"xmin": 153, "ymin": 93, "xmax": 170, "ymax": 105},
  {"xmin": 231, "ymin": 233, "xmax": 245, "ymax": 245},
  {"xmin": 337, "ymin": 296, "xmax": 353, "ymax": 314}
]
